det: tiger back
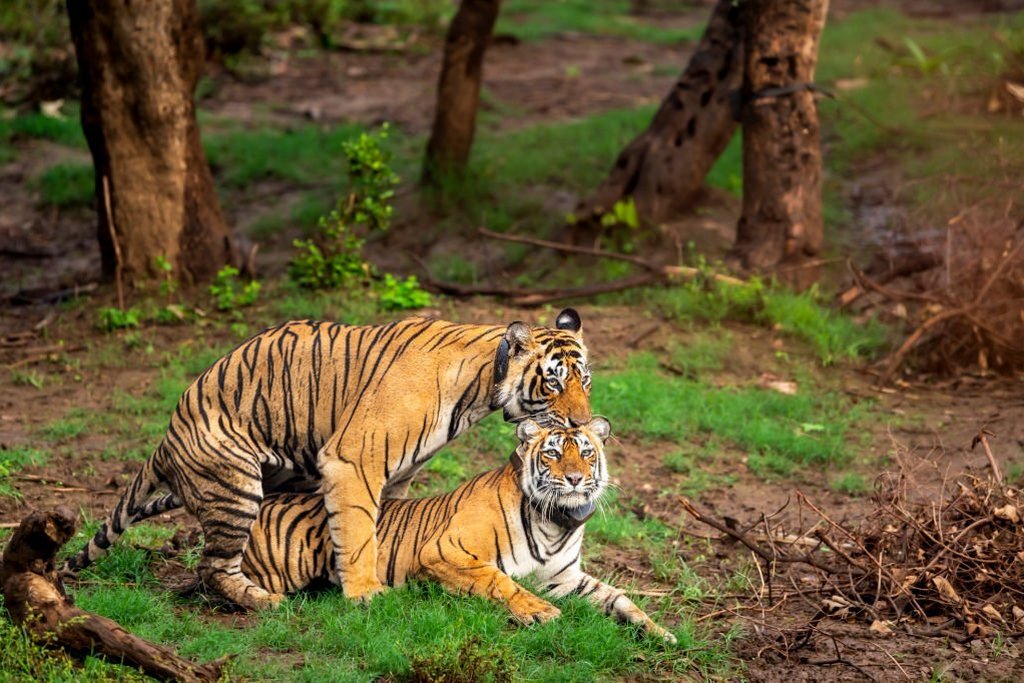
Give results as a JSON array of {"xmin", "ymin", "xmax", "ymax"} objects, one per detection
[{"xmin": 241, "ymin": 418, "xmax": 676, "ymax": 642}]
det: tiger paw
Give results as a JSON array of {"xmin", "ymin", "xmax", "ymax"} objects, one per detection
[
  {"xmin": 648, "ymin": 623, "xmax": 677, "ymax": 645},
  {"xmin": 241, "ymin": 587, "xmax": 285, "ymax": 611},
  {"xmin": 508, "ymin": 593, "xmax": 561, "ymax": 625},
  {"xmin": 343, "ymin": 576, "xmax": 387, "ymax": 603}
]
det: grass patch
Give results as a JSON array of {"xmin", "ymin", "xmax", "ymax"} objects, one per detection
[
  {"xmin": 204, "ymin": 122, "xmax": 371, "ymax": 188},
  {"xmin": 588, "ymin": 490, "xmax": 675, "ymax": 549},
  {"xmin": 663, "ymin": 446, "xmax": 737, "ymax": 497},
  {"xmin": 831, "ymin": 471, "xmax": 870, "ymax": 496},
  {"xmin": 33, "ymin": 162, "xmax": 95, "ymax": 208},
  {"xmin": 649, "ymin": 279, "xmax": 888, "ymax": 366},
  {"xmin": 39, "ymin": 413, "xmax": 89, "ymax": 441},
  {"xmin": 497, "ymin": 0, "xmax": 703, "ymax": 44},
  {"xmin": 46, "ymin": 577, "xmax": 727, "ymax": 681},
  {"xmin": 0, "ymin": 105, "xmax": 88, "ymax": 148},
  {"xmin": 595, "ymin": 353, "xmax": 863, "ymax": 477},
  {"xmin": 0, "ymin": 446, "xmax": 48, "ymax": 499},
  {"xmin": 667, "ymin": 330, "xmax": 732, "ymax": 378}
]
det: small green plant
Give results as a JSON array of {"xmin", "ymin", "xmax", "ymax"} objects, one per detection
[
  {"xmin": 0, "ymin": 447, "xmax": 49, "ymax": 499},
  {"xmin": 209, "ymin": 265, "xmax": 261, "ymax": 311},
  {"xmin": 97, "ymin": 306, "xmax": 142, "ymax": 332},
  {"xmin": 154, "ymin": 255, "xmax": 177, "ymax": 299},
  {"xmin": 831, "ymin": 471, "xmax": 869, "ymax": 496},
  {"xmin": 10, "ymin": 369, "xmax": 45, "ymax": 389},
  {"xmin": 377, "ymin": 274, "xmax": 432, "ymax": 311},
  {"xmin": 600, "ymin": 196, "xmax": 640, "ymax": 230},
  {"xmin": 289, "ymin": 124, "xmax": 399, "ymax": 290}
]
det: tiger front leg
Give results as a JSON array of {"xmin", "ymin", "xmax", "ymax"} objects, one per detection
[
  {"xmin": 319, "ymin": 449, "xmax": 386, "ymax": 602},
  {"xmin": 423, "ymin": 555, "xmax": 560, "ymax": 625},
  {"xmin": 545, "ymin": 571, "xmax": 676, "ymax": 644}
]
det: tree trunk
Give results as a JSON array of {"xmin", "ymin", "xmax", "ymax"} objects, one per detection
[
  {"xmin": 422, "ymin": 0, "xmax": 501, "ymax": 185},
  {"xmin": 576, "ymin": 0, "xmax": 743, "ymax": 226},
  {"xmin": 67, "ymin": 0, "xmax": 235, "ymax": 286},
  {"xmin": 1, "ymin": 507, "xmax": 225, "ymax": 682},
  {"xmin": 731, "ymin": 0, "xmax": 828, "ymax": 273}
]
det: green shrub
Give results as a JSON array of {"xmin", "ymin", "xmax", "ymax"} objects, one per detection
[
  {"xmin": 97, "ymin": 307, "xmax": 142, "ymax": 332},
  {"xmin": 209, "ymin": 265, "xmax": 261, "ymax": 311},
  {"xmin": 377, "ymin": 274, "xmax": 431, "ymax": 311},
  {"xmin": 289, "ymin": 124, "xmax": 398, "ymax": 290}
]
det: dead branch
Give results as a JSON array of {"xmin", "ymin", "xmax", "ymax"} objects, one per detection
[
  {"xmin": 1, "ymin": 507, "xmax": 225, "ymax": 682},
  {"xmin": 423, "ymin": 229, "xmax": 745, "ymax": 306}
]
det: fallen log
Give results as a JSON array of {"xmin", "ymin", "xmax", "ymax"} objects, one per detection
[{"xmin": 0, "ymin": 506, "xmax": 225, "ymax": 682}]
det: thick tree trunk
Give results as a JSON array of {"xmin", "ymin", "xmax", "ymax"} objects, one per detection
[
  {"xmin": 422, "ymin": 0, "xmax": 501, "ymax": 185},
  {"xmin": 731, "ymin": 0, "xmax": 828, "ymax": 273},
  {"xmin": 1, "ymin": 507, "xmax": 225, "ymax": 682},
  {"xmin": 576, "ymin": 0, "xmax": 743, "ymax": 226},
  {"xmin": 67, "ymin": 0, "xmax": 235, "ymax": 285}
]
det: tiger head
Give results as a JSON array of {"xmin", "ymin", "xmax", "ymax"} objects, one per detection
[
  {"xmin": 492, "ymin": 308, "xmax": 592, "ymax": 427},
  {"xmin": 513, "ymin": 416, "xmax": 612, "ymax": 519}
]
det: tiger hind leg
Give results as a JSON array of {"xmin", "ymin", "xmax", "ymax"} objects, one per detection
[{"xmin": 191, "ymin": 461, "xmax": 284, "ymax": 610}]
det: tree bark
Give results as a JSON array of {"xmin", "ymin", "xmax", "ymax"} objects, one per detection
[
  {"xmin": 731, "ymin": 0, "xmax": 828, "ymax": 273},
  {"xmin": 576, "ymin": 0, "xmax": 743, "ymax": 226},
  {"xmin": 422, "ymin": 0, "xmax": 501, "ymax": 185},
  {"xmin": 67, "ymin": 0, "xmax": 235, "ymax": 285},
  {"xmin": 1, "ymin": 507, "xmax": 225, "ymax": 682}
]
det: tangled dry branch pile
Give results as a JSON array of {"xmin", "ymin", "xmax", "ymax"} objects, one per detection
[
  {"xmin": 846, "ymin": 210, "xmax": 1024, "ymax": 383},
  {"xmin": 683, "ymin": 450, "xmax": 1024, "ymax": 642}
]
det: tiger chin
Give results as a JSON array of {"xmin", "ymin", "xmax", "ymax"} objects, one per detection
[{"xmin": 242, "ymin": 417, "xmax": 676, "ymax": 644}]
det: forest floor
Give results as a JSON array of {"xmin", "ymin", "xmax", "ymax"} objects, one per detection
[{"xmin": 2, "ymin": 1, "xmax": 1024, "ymax": 681}]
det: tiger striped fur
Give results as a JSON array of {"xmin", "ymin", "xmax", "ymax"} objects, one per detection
[
  {"xmin": 241, "ymin": 417, "xmax": 676, "ymax": 643},
  {"xmin": 64, "ymin": 310, "xmax": 592, "ymax": 609}
]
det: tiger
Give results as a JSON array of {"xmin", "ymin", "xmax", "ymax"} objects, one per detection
[
  {"xmin": 64, "ymin": 309, "xmax": 593, "ymax": 610},
  {"xmin": 240, "ymin": 416, "xmax": 677, "ymax": 643}
]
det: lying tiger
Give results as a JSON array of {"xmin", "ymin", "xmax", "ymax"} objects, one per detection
[{"xmin": 241, "ymin": 417, "xmax": 676, "ymax": 643}]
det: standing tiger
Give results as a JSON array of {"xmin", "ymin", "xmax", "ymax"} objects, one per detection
[
  {"xmin": 241, "ymin": 417, "xmax": 676, "ymax": 643},
  {"xmin": 64, "ymin": 310, "xmax": 592, "ymax": 609}
]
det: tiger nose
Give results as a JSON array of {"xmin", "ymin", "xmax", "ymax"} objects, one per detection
[{"xmin": 565, "ymin": 473, "xmax": 584, "ymax": 487}]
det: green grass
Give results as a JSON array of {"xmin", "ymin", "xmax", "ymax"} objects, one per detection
[
  {"xmin": 204, "ymin": 122, "xmax": 371, "ymax": 188},
  {"xmin": 38, "ymin": 413, "xmax": 89, "ymax": 441},
  {"xmin": 667, "ymin": 330, "xmax": 732, "ymax": 378},
  {"xmin": 830, "ymin": 471, "xmax": 870, "ymax": 496},
  {"xmin": 663, "ymin": 446, "xmax": 737, "ymax": 497},
  {"xmin": 27, "ymin": 522, "xmax": 730, "ymax": 682},
  {"xmin": 594, "ymin": 353, "xmax": 864, "ymax": 477},
  {"xmin": 0, "ymin": 105, "xmax": 87, "ymax": 148},
  {"xmin": 497, "ymin": 0, "xmax": 703, "ymax": 44},
  {"xmin": 0, "ymin": 446, "xmax": 49, "ymax": 499},
  {"xmin": 33, "ymin": 162, "xmax": 95, "ymax": 208},
  {"xmin": 649, "ymin": 279, "xmax": 888, "ymax": 366}
]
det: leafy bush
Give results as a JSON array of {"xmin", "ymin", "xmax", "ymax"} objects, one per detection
[
  {"xmin": 377, "ymin": 274, "xmax": 431, "ymax": 311},
  {"xmin": 209, "ymin": 265, "xmax": 261, "ymax": 311},
  {"xmin": 98, "ymin": 307, "xmax": 142, "ymax": 332},
  {"xmin": 289, "ymin": 124, "xmax": 398, "ymax": 290}
]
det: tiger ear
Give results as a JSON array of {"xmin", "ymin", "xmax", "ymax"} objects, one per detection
[
  {"xmin": 494, "ymin": 322, "xmax": 533, "ymax": 385},
  {"xmin": 587, "ymin": 416, "xmax": 611, "ymax": 442},
  {"xmin": 516, "ymin": 419, "xmax": 543, "ymax": 443},
  {"xmin": 555, "ymin": 308, "xmax": 582, "ymax": 334}
]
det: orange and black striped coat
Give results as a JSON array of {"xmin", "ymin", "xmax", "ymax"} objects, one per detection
[
  {"xmin": 242, "ymin": 417, "xmax": 676, "ymax": 642},
  {"xmin": 66, "ymin": 311, "xmax": 593, "ymax": 610}
]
